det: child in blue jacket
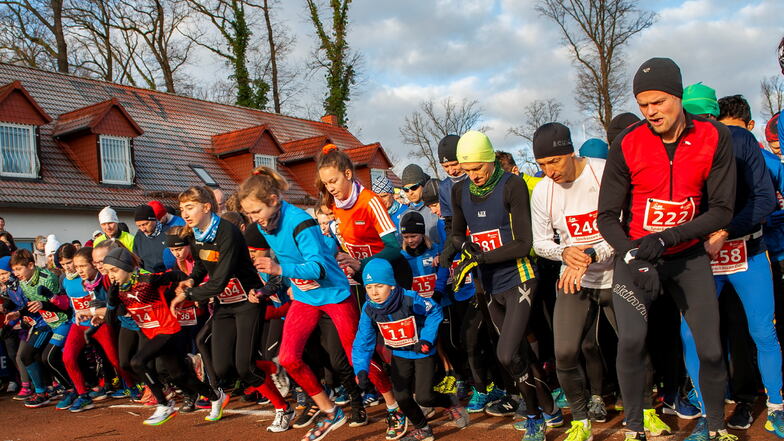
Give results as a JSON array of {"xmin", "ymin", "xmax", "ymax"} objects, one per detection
[{"xmin": 352, "ymin": 258, "xmax": 469, "ymax": 441}]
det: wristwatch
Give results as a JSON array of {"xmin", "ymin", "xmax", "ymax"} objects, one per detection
[{"xmin": 584, "ymin": 247, "xmax": 597, "ymax": 263}]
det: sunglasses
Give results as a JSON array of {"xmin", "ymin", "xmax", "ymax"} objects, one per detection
[{"xmin": 402, "ymin": 183, "xmax": 421, "ymax": 193}]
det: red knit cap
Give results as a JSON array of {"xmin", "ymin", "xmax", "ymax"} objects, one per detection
[
  {"xmin": 767, "ymin": 112, "xmax": 780, "ymax": 143},
  {"xmin": 148, "ymin": 200, "xmax": 167, "ymax": 221}
]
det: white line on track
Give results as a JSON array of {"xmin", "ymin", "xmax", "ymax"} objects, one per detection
[{"xmin": 109, "ymin": 404, "xmax": 276, "ymax": 417}]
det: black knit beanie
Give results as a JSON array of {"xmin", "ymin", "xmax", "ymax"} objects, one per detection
[
  {"xmin": 421, "ymin": 179, "xmax": 440, "ymax": 205},
  {"xmin": 103, "ymin": 247, "xmax": 134, "ymax": 273},
  {"xmin": 400, "ymin": 211, "xmax": 426, "ymax": 235},
  {"xmin": 533, "ymin": 123, "xmax": 574, "ymax": 159},
  {"xmin": 633, "ymin": 57, "xmax": 683, "ymax": 98},
  {"xmin": 437, "ymin": 135, "xmax": 460, "ymax": 163},
  {"xmin": 134, "ymin": 204, "xmax": 157, "ymax": 222},
  {"xmin": 607, "ymin": 112, "xmax": 642, "ymax": 145}
]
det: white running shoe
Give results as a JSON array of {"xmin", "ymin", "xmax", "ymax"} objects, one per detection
[
  {"xmin": 205, "ymin": 389, "xmax": 230, "ymax": 422},
  {"xmin": 6, "ymin": 381, "xmax": 18, "ymax": 393},
  {"xmin": 267, "ymin": 406, "xmax": 294, "ymax": 432},
  {"xmin": 143, "ymin": 400, "xmax": 177, "ymax": 426},
  {"xmin": 271, "ymin": 366, "xmax": 290, "ymax": 398}
]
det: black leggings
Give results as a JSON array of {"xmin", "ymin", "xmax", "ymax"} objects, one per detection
[
  {"xmin": 553, "ymin": 287, "xmax": 616, "ymax": 420},
  {"xmin": 391, "ymin": 355, "xmax": 452, "ymax": 429},
  {"xmin": 318, "ymin": 315, "xmax": 362, "ymax": 402},
  {"xmin": 130, "ymin": 332, "xmax": 216, "ymax": 404},
  {"xmin": 19, "ymin": 340, "xmax": 70, "ymax": 389},
  {"xmin": 3, "ymin": 334, "xmax": 29, "ymax": 383},
  {"xmin": 211, "ymin": 302, "xmax": 265, "ymax": 388},
  {"xmin": 118, "ymin": 327, "xmax": 141, "ymax": 384},
  {"xmin": 260, "ymin": 318, "xmax": 284, "ymax": 362},
  {"xmin": 612, "ymin": 251, "xmax": 725, "ymax": 432},
  {"xmin": 486, "ymin": 281, "xmax": 554, "ymax": 417},
  {"xmin": 196, "ymin": 317, "xmax": 218, "ymax": 388}
]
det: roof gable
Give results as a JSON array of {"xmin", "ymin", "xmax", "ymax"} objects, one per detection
[
  {"xmin": 53, "ymin": 98, "xmax": 143, "ymax": 138},
  {"xmin": 0, "ymin": 80, "xmax": 52, "ymax": 125},
  {"xmin": 345, "ymin": 143, "xmax": 392, "ymax": 168},
  {"xmin": 278, "ymin": 135, "xmax": 333, "ymax": 163},
  {"xmin": 210, "ymin": 124, "xmax": 283, "ymax": 158}
]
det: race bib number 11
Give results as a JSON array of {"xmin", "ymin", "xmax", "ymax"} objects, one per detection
[{"xmin": 377, "ymin": 316, "xmax": 419, "ymax": 348}]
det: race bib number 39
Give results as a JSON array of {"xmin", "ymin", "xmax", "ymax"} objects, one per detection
[
  {"xmin": 377, "ymin": 316, "xmax": 419, "ymax": 348},
  {"xmin": 643, "ymin": 198, "xmax": 696, "ymax": 232},
  {"xmin": 218, "ymin": 278, "xmax": 248, "ymax": 304},
  {"xmin": 71, "ymin": 293, "xmax": 95, "ymax": 315},
  {"xmin": 39, "ymin": 310, "xmax": 60, "ymax": 324},
  {"xmin": 412, "ymin": 274, "xmax": 437, "ymax": 298},
  {"xmin": 565, "ymin": 210, "xmax": 601, "ymax": 245},
  {"xmin": 470, "ymin": 229, "xmax": 503, "ymax": 252},
  {"xmin": 710, "ymin": 239, "xmax": 748, "ymax": 275}
]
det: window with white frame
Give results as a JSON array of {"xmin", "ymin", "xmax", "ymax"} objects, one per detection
[
  {"xmin": 0, "ymin": 122, "xmax": 38, "ymax": 178},
  {"xmin": 254, "ymin": 154, "xmax": 277, "ymax": 171},
  {"xmin": 370, "ymin": 168, "xmax": 388, "ymax": 182},
  {"xmin": 100, "ymin": 135, "xmax": 134, "ymax": 184}
]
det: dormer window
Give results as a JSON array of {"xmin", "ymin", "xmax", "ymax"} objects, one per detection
[
  {"xmin": 99, "ymin": 135, "xmax": 133, "ymax": 184},
  {"xmin": 0, "ymin": 122, "xmax": 37, "ymax": 178},
  {"xmin": 254, "ymin": 153, "xmax": 276, "ymax": 171}
]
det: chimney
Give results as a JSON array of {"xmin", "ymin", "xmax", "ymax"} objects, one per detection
[{"xmin": 321, "ymin": 114, "xmax": 339, "ymax": 125}]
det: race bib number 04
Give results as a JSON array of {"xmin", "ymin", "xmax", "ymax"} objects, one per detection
[
  {"xmin": 710, "ymin": 239, "xmax": 748, "ymax": 275},
  {"xmin": 412, "ymin": 274, "xmax": 437, "ymax": 298},
  {"xmin": 470, "ymin": 229, "xmax": 503, "ymax": 252},
  {"xmin": 643, "ymin": 198, "xmax": 696, "ymax": 232},
  {"xmin": 218, "ymin": 278, "xmax": 248, "ymax": 304},
  {"xmin": 565, "ymin": 210, "xmax": 601, "ymax": 245},
  {"xmin": 377, "ymin": 316, "xmax": 419, "ymax": 348}
]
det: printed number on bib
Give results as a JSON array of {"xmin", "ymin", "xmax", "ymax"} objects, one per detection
[
  {"xmin": 344, "ymin": 243, "xmax": 372, "ymax": 260},
  {"xmin": 39, "ymin": 310, "xmax": 60, "ymax": 324},
  {"xmin": 565, "ymin": 210, "xmax": 602, "ymax": 245},
  {"xmin": 470, "ymin": 229, "xmax": 503, "ymax": 252},
  {"xmin": 22, "ymin": 316, "xmax": 36, "ymax": 328},
  {"xmin": 643, "ymin": 198, "xmax": 696, "ymax": 232},
  {"xmin": 175, "ymin": 306, "xmax": 197, "ymax": 326},
  {"xmin": 128, "ymin": 305, "xmax": 159, "ymax": 329},
  {"xmin": 290, "ymin": 278, "xmax": 321, "ymax": 291},
  {"xmin": 450, "ymin": 260, "xmax": 472, "ymax": 285},
  {"xmin": 377, "ymin": 316, "xmax": 419, "ymax": 348},
  {"xmin": 71, "ymin": 293, "xmax": 95, "ymax": 315},
  {"xmin": 710, "ymin": 239, "xmax": 748, "ymax": 275},
  {"xmin": 777, "ymin": 192, "xmax": 784, "ymax": 210},
  {"xmin": 412, "ymin": 274, "xmax": 437, "ymax": 298},
  {"xmin": 219, "ymin": 278, "xmax": 248, "ymax": 304}
]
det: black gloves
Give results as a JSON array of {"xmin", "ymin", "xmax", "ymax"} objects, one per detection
[
  {"xmin": 356, "ymin": 370, "xmax": 370, "ymax": 391},
  {"xmin": 413, "ymin": 340, "xmax": 433, "ymax": 354},
  {"xmin": 453, "ymin": 241, "xmax": 483, "ymax": 292},
  {"xmin": 635, "ymin": 232, "xmax": 669, "ymax": 261},
  {"xmin": 627, "ymin": 258, "xmax": 661, "ymax": 295}
]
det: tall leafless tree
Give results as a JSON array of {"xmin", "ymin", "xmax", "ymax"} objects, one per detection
[
  {"xmin": 0, "ymin": 0, "xmax": 70, "ymax": 72},
  {"xmin": 400, "ymin": 97, "xmax": 487, "ymax": 179},
  {"xmin": 537, "ymin": 0, "xmax": 655, "ymax": 131},
  {"xmin": 508, "ymin": 99, "xmax": 567, "ymax": 142},
  {"xmin": 68, "ymin": 0, "xmax": 118, "ymax": 81},
  {"xmin": 761, "ymin": 75, "xmax": 784, "ymax": 120}
]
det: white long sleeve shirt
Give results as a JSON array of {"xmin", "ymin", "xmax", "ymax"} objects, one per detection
[{"xmin": 531, "ymin": 157, "xmax": 614, "ymax": 289}]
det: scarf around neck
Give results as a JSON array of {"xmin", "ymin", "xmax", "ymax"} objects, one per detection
[
  {"xmin": 335, "ymin": 180, "xmax": 363, "ymax": 210},
  {"xmin": 260, "ymin": 203, "xmax": 283, "ymax": 234},
  {"xmin": 193, "ymin": 213, "xmax": 220, "ymax": 243},
  {"xmin": 83, "ymin": 272, "xmax": 103, "ymax": 291},
  {"xmin": 469, "ymin": 161, "xmax": 504, "ymax": 197},
  {"xmin": 119, "ymin": 270, "xmax": 140, "ymax": 292},
  {"xmin": 368, "ymin": 286, "xmax": 403, "ymax": 315},
  {"xmin": 145, "ymin": 222, "xmax": 163, "ymax": 238}
]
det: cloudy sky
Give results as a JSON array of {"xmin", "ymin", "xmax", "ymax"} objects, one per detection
[{"xmin": 189, "ymin": 0, "xmax": 784, "ymax": 175}]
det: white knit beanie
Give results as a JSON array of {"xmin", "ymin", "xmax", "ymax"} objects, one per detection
[
  {"xmin": 44, "ymin": 234, "xmax": 60, "ymax": 256},
  {"xmin": 99, "ymin": 206, "xmax": 119, "ymax": 224}
]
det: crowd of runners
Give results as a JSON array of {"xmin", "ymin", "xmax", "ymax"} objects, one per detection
[{"xmin": 2, "ymin": 45, "xmax": 784, "ymax": 441}]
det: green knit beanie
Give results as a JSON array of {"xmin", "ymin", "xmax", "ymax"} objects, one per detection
[{"xmin": 682, "ymin": 82, "xmax": 719, "ymax": 117}]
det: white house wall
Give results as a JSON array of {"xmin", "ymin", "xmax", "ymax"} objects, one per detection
[{"xmin": 1, "ymin": 207, "xmax": 136, "ymax": 244}]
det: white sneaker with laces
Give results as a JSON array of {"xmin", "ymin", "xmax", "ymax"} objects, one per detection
[
  {"xmin": 143, "ymin": 400, "xmax": 177, "ymax": 426},
  {"xmin": 205, "ymin": 389, "xmax": 229, "ymax": 422},
  {"xmin": 6, "ymin": 381, "xmax": 18, "ymax": 393},
  {"xmin": 271, "ymin": 366, "xmax": 290, "ymax": 398},
  {"xmin": 267, "ymin": 406, "xmax": 294, "ymax": 432}
]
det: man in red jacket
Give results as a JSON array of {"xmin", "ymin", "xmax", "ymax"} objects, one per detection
[{"xmin": 597, "ymin": 57, "xmax": 735, "ymax": 441}]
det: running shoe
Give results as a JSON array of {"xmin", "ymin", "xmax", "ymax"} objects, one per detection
[
  {"xmin": 467, "ymin": 388, "xmax": 490, "ymax": 413},
  {"xmin": 513, "ymin": 419, "xmax": 528, "ymax": 431},
  {"xmin": 6, "ymin": 381, "xmax": 18, "ymax": 393},
  {"xmin": 143, "ymin": 400, "xmax": 177, "ymax": 426},
  {"xmin": 363, "ymin": 391, "xmax": 381, "ymax": 407},
  {"xmin": 643, "ymin": 408, "xmax": 671, "ymax": 436},
  {"xmin": 89, "ymin": 387, "xmax": 108, "ymax": 401},
  {"xmin": 434, "ymin": 373, "xmax": 457, "ymax": 395},
  {"xmin": 552, "ymin": 388, "xmax": 569, "ymax": 409},
  {"xmin": 129, "ymin": 385, "xmax": 144, "ymax": 402},
  {"xmin": 710, "ymin": 430, "xmax": 739, "ymax": 441},
  {"xmin": 766, "ymin": 409, "xmax": 784, "ymax": 438},
  {"xmin": 399, "ymin": 425, "xmax": 433, "ymax": 441},
  {"xmin": 179, "ymin": 394, "xmax": 197, "ymax": 413},
  {"xmin": 683, "ymin": 417, "xmax": 708, "ymax": 441},
  {"xmin": 50, "ymin": 384, "xmax": 67, "ymax": 398},
  {"xmin": 563, "ymin": 420, "xmax": 592, "ymax": 441},
  {"xmin": 69, "ymin": 394, "xmax": 94, "ymax": 413},
  {"xmin": 485, "ymin": 394, "xmax": 518, "ymax": 417},
  {"xmin": 257, "ymin": 395, "xmax": 271, "ymax": 406},
  {"xmin": 348, "ymin": 400, "xmax": 368, "ymax": 427},
  {"xmin": 662, "ymin": 394, "xmax": 701, "ymax": 420},
  {"xmin": 486, "ymin": 384, "xmax": 506, "ymax": 402},
  {"xmin": 687, "ymin": 387, "xmax": 704, "ymax": 413},
  {"xmin": 522, "ymin": 416, "xmax": 546, "ymax": 441},
  {"xmin": 624, "ymin": 432, "xmax": 647, "ymax": 441},
  {"xmin": 293, "ymin": 403, "xmax": 321, "ymax": 429},
  {"xmin": 295, "ymin": 387, "xmax": 308, "ymax": 410},
  {"xmin": 196, "ymin": 396, "xmax": 211, "ymax": 409},
  {"xmin": 588, "ymin": 395, "xmax": 607, "ymax": 423},
  {"xmin": 13, "ymin": 382, "xmax": 32, "ymax": 400},
  {"xmin": 420, "ymin": 406, "xmax": 435, "ymax": 419},
  {"xmin": 385, "ymin": 407, "xmax": 407, "ymax": 440},
  {"xmin": 205, "ymin": 389, "xmax": 230, "ymax": 422},
  {"xmin": 544, "ymin": 407, "xmax": 564, "ymax": 428},
  {"xmin": 56, "ymin": 391, "xmax": 78, "ymax": 410},
  {"xmin": 301, "ymin": 407, "xmax": 346, "ymax": 441},
  {"xmin": 110, "ymin": 388, "xmax": 131, "ymax": 399},
  {"xmin": 726, "ymin": 402, "xmax": 753, "ymax": 430},
  {"xmin": 267, "ymin": 405, "xmax": 294, "ymax": 433},
  {"xmin": 24, "ymin": 392, "xmax": 50, "ymax": 408},
  {"xmin": 334, "ymin": 386, "xmax": 350, "ymax": 406},
  {"xmin": 612, "ymin": 394, "xmax": 624, "ymax": 411},
  {"xmin": 445, "ymin": 405, "xmax": 469, "ymax": 428},
  {"xmin": 242, "ymin": 389, "xmax": 261, "ymax": 403},
  {"xmin": 271, "ymin": 367, "xmax": 290, "ymax": 398}
]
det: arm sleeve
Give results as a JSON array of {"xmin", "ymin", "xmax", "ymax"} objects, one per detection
[
  {"xmin": 188, "ymin": 226, "xmax": 244, "ymax": 302},
  {"xmin": 727, "ymin": 132, "xmax": 776, "ymax": 238},
  {"xmin": 351, "ymin": 307, "xmax": 377, "ymax": 376},
  {"xmin": 279, "ymin": 226, "xmax": 329, "ymax": 281},
  {"xmin": 597, "ymin": 135, "xmax": 636, "ymax": 255},
  {"xmin": 531, "ymin": 181, "xmax": 565, "ymax": 262},
  {"xmin": 660, "ymin": 124, "xmax": 736, "ymax": 244},
  {"xmin": 413, "ymin": 295, "xmax": 442, "ymax": 345},
  {"xmin": 439, "ymin": 180, "xmax": 453, "ymax": 218},
  {"xmin": 479, "ymin": 176, "xmax": 533, "ymax": 265}
]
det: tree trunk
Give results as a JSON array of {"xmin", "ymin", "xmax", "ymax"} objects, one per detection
[
  {"xmin": 262, "ymin": 0, "xmax": 280, "ymax": 113},
  {"xmin": 51, "ymin": 0, "xmax": 69, "ymax": 72}
]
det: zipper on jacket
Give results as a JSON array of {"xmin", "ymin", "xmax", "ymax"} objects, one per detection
[{"xmin": 669, "ymin": 160, "xmax": 673, "ymax": 200}]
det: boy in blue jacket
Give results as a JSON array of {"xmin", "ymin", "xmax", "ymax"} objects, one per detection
[{"xmin": 352, "ymin": 258, "xmax": 468, "ymax": 441}]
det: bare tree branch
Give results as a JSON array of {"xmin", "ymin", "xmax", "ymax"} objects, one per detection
[
  {"xmin": 508, "ymin": 99, "xmax": 567, "ymax": 142},
  {"xmin": 761, "ymin": 75, "xmax": 784, "ymax": 120}
]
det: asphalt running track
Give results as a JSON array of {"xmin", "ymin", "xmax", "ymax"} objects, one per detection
[{"xmin": 0, "ymin": 395, "xmax": 775, "ymax": 440}]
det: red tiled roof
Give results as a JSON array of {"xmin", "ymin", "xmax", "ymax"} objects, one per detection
[
  {"xmin": 278, "ymin": 135, "xmax": 332, "ymax": 163},
  {"xmin": 53, "ymin": 98, "xmax": 143, "ymax": 137},
  {"xmin": 210, "ymin": 124, "xmax": 281, "ymax": 157},
  {"xmin": 344, "ymin": 142, "xmax": 392, "ymax": 167},
  {"xmin": 0, "ymin": 63, "xmax": 377, "ymax": 209},
  {"xmin": 0, "ymin": 80, "xmax": 52, "ymax": 123}
]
